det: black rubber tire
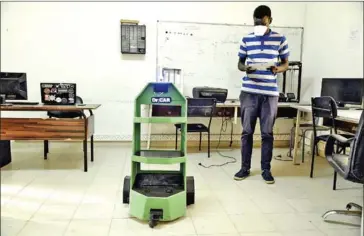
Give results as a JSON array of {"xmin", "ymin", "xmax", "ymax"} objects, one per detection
[
  {"xmin": 149, "ymin": 220, "xmax": 157, "ymax": 228},
  {"xmin": 186, "ymin": 176, "xmax": 195, "ymax": 205},
  {"xmin": 123, "ymin": 176, "xmax": 130, "ymax": 204}
]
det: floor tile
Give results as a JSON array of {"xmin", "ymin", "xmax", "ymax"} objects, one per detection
[
  {"xmin": 154, "ymin": 217, "xmax": 196, "ymax": 235},
  {"xmin": 240, "ymin": 233, "xmax": 283, "ymax": 236},
  {"xmin": 64, "ymin": 219, "xmax": 111, "ymax": 236},
  {"xmin": 267, "ymin": 213, "xmax": 317, "ymax": 232},
  {"xmin": 252, "ymin": 196, "xmax": 296, "ymax": 214},
  {"xmin": 229, "ymin": 213, "xmax": 277, "ymax": 233},
  {"xmin": 31, "ymin": 204, "xmax": 78, "ymax": 220},
  {"xmin": 73, "ymin": 203, "xmax": 114, "ymax": 219},
  {"xmin": 323, "ymin": 228, "xmax": 360, "ymax": 236},
  {"xmin": 0, "ymin": 217, "xmax": 27, "ymax": 236},
  {"xmin": 220, "ymin": 198, "xmax": 262, "ymax": 215},
  {"xmin": 280, "ymin": 230, "xmax": 325, "ymax": 236},
  {"xmin": 108, "ymin": 218, "xmax": 152, "ymax": 236},
  {"xmin": 192, "ymin": 215, "xmax": 238, "ymax": 234},
  {"xmin": 18, "ymin": 219, "xmax": 70, "ymax": 236},
  {"xmin": 113, "ymin": 203, "xmax": 130, "ymax": 219}
]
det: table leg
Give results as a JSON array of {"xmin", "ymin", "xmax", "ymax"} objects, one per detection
[
  {"xmin": 292, "ymin": 110, "xmax": 302, "ymax": 165},
  {"xmin": 83, "ymin": 139, "xmax": 88, "ymax": 172},
  {"xmin": 44, "ymin": 140, "xmax": 49, "ymax": 160},
  {"xmin": 91, "ymin": 135, "xmax": 94, "ymax": 162},
  {"xmin": 234, "ymin": 106, "xmax": 238, "ymax": 124}
]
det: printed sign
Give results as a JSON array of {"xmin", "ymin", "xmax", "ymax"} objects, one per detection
[{"xmin": 151, "ymin": 97, "xmax": 172, "ymax": 104}]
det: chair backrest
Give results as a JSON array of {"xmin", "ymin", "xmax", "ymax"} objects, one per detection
[
  {"xmin": 347, "ymin": 111, "xmax": 364, "ymax": 182},
  {"xmin": 47, "ymin": 96, "xmax": 84, "ymax": 118},
  {"xmin": 311, "ymin": 96, "xmax": 338, "ymax": 135},
  {"xmin": 187, "ymin": 98, "xmax": 216, "ymax": 127},
  {"xmin": 75, "ymin": 96, "xmax": 83, "ymax": 104}
]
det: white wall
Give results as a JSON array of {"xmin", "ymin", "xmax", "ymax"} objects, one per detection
[
  {"xmin": 0, "ymin": 2, "xmax": 306, "ymax": 141},
  {"xmin": 1, "ymin": 2, "xmax": 362, "ymax": 141},
  {"xmin": 301, "ymin": 2, "xmax": 363, "ymax": 102}
]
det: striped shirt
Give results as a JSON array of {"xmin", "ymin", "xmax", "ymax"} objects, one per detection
[{"xmin": 238, "ymin": 30, "xmax": 289, "ymax": 96}]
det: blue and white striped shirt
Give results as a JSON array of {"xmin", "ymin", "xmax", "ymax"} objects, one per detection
[{"xmin": 238, "ymin": 30, "xmax": 289, "ymax": 96}]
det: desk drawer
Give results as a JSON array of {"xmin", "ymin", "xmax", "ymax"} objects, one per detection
[{"xmin": 1, "ymin": 118, "xmax": 87, "ymax": 140}]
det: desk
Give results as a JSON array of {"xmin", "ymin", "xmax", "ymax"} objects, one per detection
[
  {"xmin": 217, "ymin": 101, "xmax": 296, "ymax": 124},
  {"xmin": 0, "ymin": 104, "xmax": 101, "ymax": 172},
  {"xmin": 290, "ymin": 105, "xmax": 362, "ymax": 165},
  {"xmin": 147, "ymin": 102, "xmax": 299, "ymax": 148}
]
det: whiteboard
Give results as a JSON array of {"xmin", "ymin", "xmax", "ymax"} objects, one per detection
[{"xmin": 157, "ymin": 21, "xmax": 304, "ymax": 99}]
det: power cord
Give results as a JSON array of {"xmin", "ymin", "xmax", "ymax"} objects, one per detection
[
  {"xmin": 273, "ymin": 133, "xmax": 303, "ymax": 161},
  {"xmin": 199, "ymin": 112, "xmax": 237, "ymax": 168}
]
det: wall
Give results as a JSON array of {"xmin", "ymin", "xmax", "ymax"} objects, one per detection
[
  {"xmin": 2, "ymin": 2, "xmax": 362, "ymax": 142},
  {"xmin": 300, "ymin": 2, "xmax": 363, "ymax": 103},
  {"xmin": 0, "ymin": 2, "xmax": 306, "ymax": 141}
]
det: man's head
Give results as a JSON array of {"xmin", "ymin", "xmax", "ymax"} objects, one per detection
[{"xmin": 253, "ymin": 5, "xmax": 272, "ymax": 27}]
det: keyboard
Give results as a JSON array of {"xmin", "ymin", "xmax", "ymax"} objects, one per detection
[{"xmin": 7, "ymin": 102, "xmax": 39, "ymax": 105}]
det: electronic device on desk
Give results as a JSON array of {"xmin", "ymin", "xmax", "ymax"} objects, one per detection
[
  {"xmin": 0, "ymin": 72, "xmax": 39, "ymax": 105},
  {"xmin": 321, "ymin": 78, "xmax": 363, "ymax": 109},
  {"xmin": 40, "ymin": 83, "xmax": 77, "ymax": 105},
  {"xmin": 192, "ymin": 87, "xmax": 228, "ymax": 103},
  {"xmin": 278, "ymin": 92, "xmax": 297, "ymax": 103}
]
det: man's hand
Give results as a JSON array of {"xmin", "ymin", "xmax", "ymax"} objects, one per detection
[
  {"xmin": 238, "ymin": 58, "xmax": 256, "ymax": 73},
  {"xmin": 270, "ymin": 59, "xmax": 289, "ymax": 74},
  {"xmin": 246, "ymin": 66, "xmax": 256, "ymax": 74},
  {"xmin": 270, "ymin": 65, "xmax": 288, "ymax": 74}
]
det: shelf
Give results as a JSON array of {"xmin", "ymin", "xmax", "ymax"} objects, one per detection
[
  {"xmin": 132, "ymin": 150, "xmax": 186, "ymax": 164},
  {"xmin": 132, "ymin": 173, "xmax": 184, "ymax": 197},
  {"xmin": 134, "ymin": 117, "xmax": 187, "ymax": 124}
]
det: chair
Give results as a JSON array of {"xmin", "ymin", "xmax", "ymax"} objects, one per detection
[
  {"xmin": 322, "ymin": 110, "xmax": 364, "ymax": 231},
  {"xmin": 288, "ymin": 120, "xmax": 331, "ymax": 162},
  {"xmin": 310, "ymin": 97, "xmax": 354, "ymax": 182},
  {"xmin": 43, "ymin": 96, "xmax": 89, "ymax": 160},
  {"xmin": 175, "ymin": 98, "xmax": 216, "ymax": 158}
]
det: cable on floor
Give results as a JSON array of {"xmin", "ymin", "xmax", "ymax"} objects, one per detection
[{"xmin": 199, "ymin": 111, "xmax": 237, "ymax": 168}]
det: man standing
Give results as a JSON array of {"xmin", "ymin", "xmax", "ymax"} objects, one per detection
[{"xmin": 234, "ymin": 5, "xmax": 289, "ymax": 184}]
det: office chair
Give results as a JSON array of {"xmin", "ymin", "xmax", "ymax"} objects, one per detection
[
  {"xmin": 310, "ymin": 97, "xmax": 354, "ymax": 181},
  {"xmin": 175, "ymin": 98, "xmax": 216, "ymax": 158},
  {"xmin": 43, "ymin": 96, "xmax": 85, "ymax": 159},
  {"xmin": 322, "ymin": 110, "xmax": 364, "ymax": 232}
]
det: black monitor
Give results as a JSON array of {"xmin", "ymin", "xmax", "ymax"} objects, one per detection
[
  {"xmin": 0, "ymin": 72, "xmax": 28, "ymax": 100},
  {"xmin": 321, "ymin": 78, "xmax": 363, "ymax": 107}
]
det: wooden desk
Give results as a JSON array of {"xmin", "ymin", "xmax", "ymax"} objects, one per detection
[
  {"xmin": 0, "ymin": 104, "xmax": 101, "ymax": 172},
  {"xmin": 290, "ymin": 105, "xmax": 362, "ymax": 165}
]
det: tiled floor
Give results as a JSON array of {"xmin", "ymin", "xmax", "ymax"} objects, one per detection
[{"xmin": 1, "ymin": 141, "xmax": 362, "ymax": 236}]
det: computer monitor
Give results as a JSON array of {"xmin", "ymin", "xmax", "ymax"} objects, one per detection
[
  {"xmin": 321, "ymin": 78, "xmax": 363, "ymax": 107},
  {"xmin": 0, "ymin": 72, "xmax": 28, "ymax": 100}
]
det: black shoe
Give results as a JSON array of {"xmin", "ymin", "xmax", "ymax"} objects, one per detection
[
  {"xmin": 234, "ymin": 169, "xmax": 250, "ymax": 181},
  {"xmin": 262, "ymin": 170, "xmax": 275, "ymax": 184}
]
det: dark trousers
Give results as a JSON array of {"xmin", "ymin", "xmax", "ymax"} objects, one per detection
[{"xmin": 240, "ymin": 91, "xmax": 278, "ymax": 171}]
